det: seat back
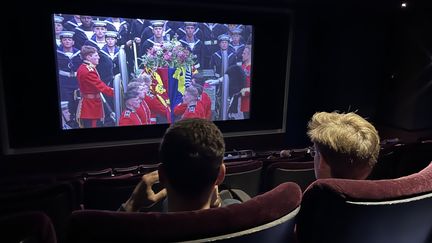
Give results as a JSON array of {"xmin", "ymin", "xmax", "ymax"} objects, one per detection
[
  {"xmin": 68, "ymin": 182, "xmax": 302, "ymax": 243},
  {"xmin": 296, "ymin": 162, "xmax": 432, "ymax": 243},
  {"xmin": 0, "ymin": 182, "xmax": 75, "ymax": 242},
  {"xmin": 138, "ymin": 163, "xmax": 160, "ymax": 174},
  {"xmin": 82, "ymin": 174, "xmax": 139, "ymax": 210},
  {"xmin": 112, "ymin": 165, "xmax": 140, "ymax": 176},
  {"xmin": 265, "ymin": 161, "xmax": 315, "ymax": 191},
  {"xmin": 83, "ymin": 168, "xmax": 113, "ymax": 180},
  {"xmin": 0, "ymin": 211, "xmax": 57, "ymax": 243},
  {"xmin": 224, "ymin": 160, "xmax": 263, "ymax": 197}
]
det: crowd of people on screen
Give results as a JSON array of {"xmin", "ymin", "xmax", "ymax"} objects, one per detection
[{"xmin": 55, "ymin": 14, "xmax": 252, "ymax": 129}]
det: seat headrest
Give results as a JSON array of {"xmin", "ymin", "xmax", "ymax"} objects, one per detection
[{"xmin": 305, "ymin": 161, "xmax": 432, "ymax": 201}]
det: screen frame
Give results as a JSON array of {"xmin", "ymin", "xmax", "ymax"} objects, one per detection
[{"xmin": 0, "ymin": 0, "xmax": 293, "ymax": 155}]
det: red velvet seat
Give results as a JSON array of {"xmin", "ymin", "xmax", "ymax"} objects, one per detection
[
  {"xmin": 68, "ymin": 182, "xmax": 302, "ymax": 243},
  {"xmin": 0, "ymin": 182, "xmax": 76, "ymax": 242},
  {"xmin": 0, "ymin": 211, "xmax": 57, "ymax": 243},
  {"xmin": 296, "ymin": 162, "xmax": 432, "ymax": 243}
]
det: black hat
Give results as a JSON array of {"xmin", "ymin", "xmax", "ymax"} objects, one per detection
[{"xmin": 59, "ymin": 31, "xmax": 75, "ymax": 39}]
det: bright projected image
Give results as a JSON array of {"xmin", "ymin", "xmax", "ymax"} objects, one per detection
[{"xmin": 53, "ymin": 14, "xmax": 253, "ymax": 129}]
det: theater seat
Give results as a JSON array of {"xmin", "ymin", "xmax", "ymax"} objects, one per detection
[
  {"xmin": 264, "ymin": 161, "xmax": 315, "ymax": 191},
  {"xmin": 82, "ymin": 174, "xmax": 138, "ymax": 210},
  {"xmin": 0, "ymin": 211, "xmax": 57, "ymax": 243},
  {"xmin": 296, "ymin": 162, "xmax": 432, "ymax": 243},
  {"xmin": 0, "ymin": 182, "xmax": 76, "ymax": 242},
  {"xmin": 68, "ymin": 182, "xmax": 302, "ymax": 243},
  {"xmin": 223, "ymin": 160, "xmax": 263, "ymax": 197}
]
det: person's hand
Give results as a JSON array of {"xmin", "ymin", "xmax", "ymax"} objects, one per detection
[
  {"xmin": 210, "ymin": 185, "xmax": 222, "ymax": 208},
  {"xmin": 122, "ymin": 171, "xmax": 167, "ymax": 212},
  {"xmin": 240, "ymin": 87, "xmax": 250, "ymax": 96},
  {"xmin": 134, "ymin": 37, "xmax": 141, "ymax": 44},
  {"xmin": 205, "ymin": 78, "xmax": 222, "ymax": 85}
]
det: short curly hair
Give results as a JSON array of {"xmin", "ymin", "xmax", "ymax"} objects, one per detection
[
  {"xmin": 159, "ymin": 118, "xmax": 225, "ymax": 197},
  {"xmin": 80, "ymin": 45, "xmax": 97, "ymax": 60},
  {"xmin": 307, "ymin": 111, "xmax": 380, "ymax": 179}
]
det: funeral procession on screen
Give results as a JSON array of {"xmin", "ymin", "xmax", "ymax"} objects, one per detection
[{"xmin": 54, "ymin": 14, "xmax": 253, "ymax": 129}]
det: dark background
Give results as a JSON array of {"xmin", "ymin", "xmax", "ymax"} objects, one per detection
[{"xmin": 1, "ymin": 0, "xmax": 432, "ymax": 175}]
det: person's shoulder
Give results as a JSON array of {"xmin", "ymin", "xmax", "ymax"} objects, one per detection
[
  {"xmin": 219, "ymin": 188, "xmax": 251, "ymax": 205},
  {"xmin": 221, "ymin": 198, "xmax": 242, "ymax": 207}
]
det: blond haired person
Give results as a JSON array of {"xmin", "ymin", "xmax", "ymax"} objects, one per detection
[{"xmin": 307, "ymin": 111, "xmax": 380, "ymax": 180}]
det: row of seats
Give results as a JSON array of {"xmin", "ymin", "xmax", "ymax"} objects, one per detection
[
  {"xmin": 2, "ymin": 141, "xmax": 431, "ymax": 242},
  {"xmin": 3, "ymin": 161, "xmax": 432, "ymax": 243}
]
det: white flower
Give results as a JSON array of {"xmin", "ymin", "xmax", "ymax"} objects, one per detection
[{"xmin": 163, "ymin": 42, "xmax": 173, "ymax": 49}]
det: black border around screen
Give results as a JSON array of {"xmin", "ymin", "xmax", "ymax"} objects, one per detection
[{"xmin": 1, "ymin": 0, "xmax": 291, "ymax": 153}]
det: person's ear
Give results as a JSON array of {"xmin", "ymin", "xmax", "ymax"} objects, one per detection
[{"xmin": 215, "ymin": 163, "xmax": 226, "ymax": 186}]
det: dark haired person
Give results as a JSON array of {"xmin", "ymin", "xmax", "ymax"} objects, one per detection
[
  {"xmin": 139, "ymin": 20, "xmax": 177, "ymax": 46},
  {"xmin": 82, "ymin": 22, "xmax": 114, "ymax": 87},
  {"xmin": 121, "ymin": 118, "xmax": 236, "ymax": 212},
  {"xmin": 179, "ymin": 22, "xmax": 204, "ymax": 69},
  {"xmin": 56, "ymin": 31, "xmax": 81, "ymax": 104},
  {"xmin": 76, "ymin": 45, "xmax": 114, "ymax": 128},
  {"xmin": 209, "ymin": 34, "xmax": 237, "ymax": 78},
  {"xmin": 305, "ymin": 111, "xmax": 380, "ymax": 180},
  {"xmin": 199, "ymin": 22, "xmax": 229, "ymax": 69},
  {"xmin": 54, "ymin": 15, "xmax": 64, "ymax": 47},
  {"xmin": 73, "ymin": 15, "xmax": 95, "ymax": 50},
  {"xmin": 139, "ymin": 20, "xmax": 168, "ymax": 57},
  {"xmin": 63, "ymin": 15, "xmax": 82, "ymax": 31},
  {"xmin": 228, "ymin": 28, "xmax": 245, "ymax": 65},
  {"xmin": 129, "ymin": 18, "xmax": 150, "ymax": 43},
  {"xmin": 101, "ymin": 31, "xmax": 120, "ymax": 76},
  {"xmin": 205, "ymin": 65, "xmax": 246, "ymax": 120},
  {"xmin": 104, "ymin": 17, "xmax": 130, "ymax": 46}
]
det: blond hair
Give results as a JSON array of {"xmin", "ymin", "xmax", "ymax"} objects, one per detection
[{"xmin": 307, "ymin": 111, "xmax": 380, "ymax": 178}]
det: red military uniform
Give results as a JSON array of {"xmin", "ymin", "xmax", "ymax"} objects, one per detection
[
  {"xmin": 144, "ymin": 93, "xmax": 171, "ymax": 123},
  {"xmin": 240, "ymin": 63, "xmax": 251, "ymax": 112},
  {"xmin": 119, "ymin": 109, "xmax": 143, "ymax": 126},
  {"xmin": 200, "ymin": 91, "xmax": 212, "ymax": 120},
  {"xmin": 174, "ymin": 92, "xmax": 211, "ymax": 120},
  {"xmin": 76, "ymin": 61, "xmax": 114, "ymax": 120},
  {"xmin": 136, "ymin": 99, "xmax": 151, "ymax": 125},
  {"xmin": 182, "ymin": 102, "xmax": 206, "ymax": 120},
  {"xmin": 174, "ymin": 103, "xmax": 187, "ymax": 117}
]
